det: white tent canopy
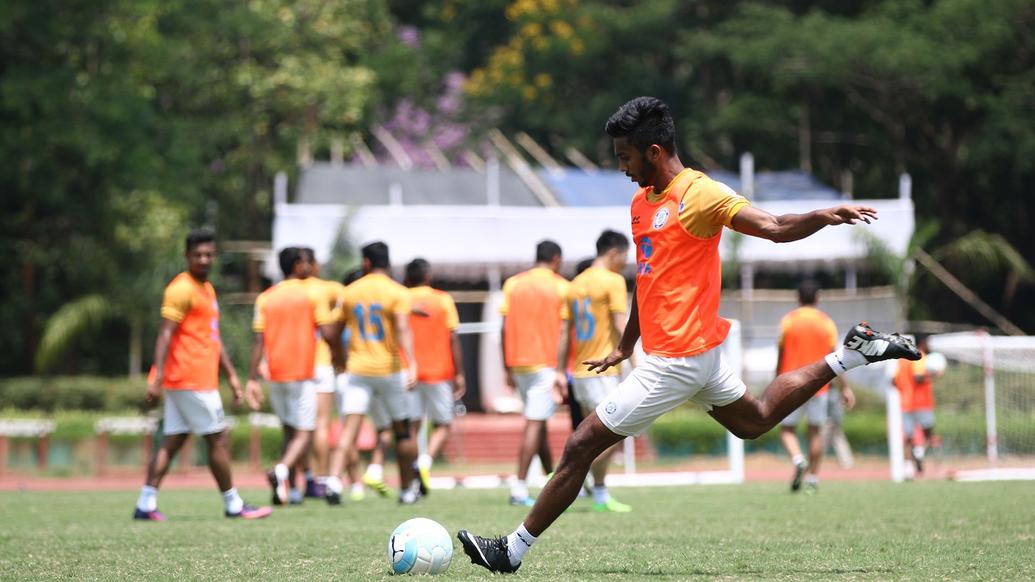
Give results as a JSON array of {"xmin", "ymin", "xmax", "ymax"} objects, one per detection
[{"xmin": 271, "ymin": 197, "xmax": 914, "ymax": 280}]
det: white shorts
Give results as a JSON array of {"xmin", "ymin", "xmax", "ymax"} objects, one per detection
[
  {"xmin": 163, "ymin": 390, "xmax": 226, "ymax": 436},
  {"xmin": 515, "ymin": 368, "xmax": 557, "ymax": 421},
  {"xmin": 406, "ymin": 381, "xmax": 455, "ymax": 425},
  {"xmin": 572, "ymin": 375, "xmax": 620, "ymax": 414},
  {"xmin": 780, "ymin": 391, "xmax": 830, "ymax": 427},
  {"xmin": 342, "ymin": 373, "xmax": 409, "ymax": 424},
  {"xmin": 314, "ymin": 365, "xmax": 337, "ymax": 394},
  {"xmin": 269, "ymin": 380, "xmax": 317, "ymax": 430},
  {"xmin": 903, "ymin": 409, "xmax": 935, "ymax": 434},
  {"xmin": 596, "ymin": 349, "xmax": 747, "ymax": 437},
  {"xmin": 368, "ymin": 396, "xmax": 391, "ymax": 431}
]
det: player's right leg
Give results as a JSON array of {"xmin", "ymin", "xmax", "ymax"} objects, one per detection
[
  {"xmin": 268, "ymin": 380, "xmax": 316, "ymax": 505},
  {"xmin": 327, "ymin": 375, "xmax": 374, "ymax": 505},
  {"xmin": 777, "ymin": 411, "xmax": 807, "ymax": 492},
  {"xmin": 311, "ymin": 366, "xmax": 338, "ymax": 498},
  {"xmin": 511, "ymin": 369, "xmax": 556, "ymax": 506},
  {"xmin": 135, "ymin": 411, "xmax": 188, "ymax": 522},
  {"xmin": 378, "ymin": 371, "xmax": 421, "ymax": 504},
  {"xmin": 803, "ymin": 393, "xmax": 829, "ymax": 492}
]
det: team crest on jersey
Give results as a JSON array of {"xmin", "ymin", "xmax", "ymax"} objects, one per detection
[{"xmin": 652, "ymin": 207, "xmax": 670, "ymax": 229}]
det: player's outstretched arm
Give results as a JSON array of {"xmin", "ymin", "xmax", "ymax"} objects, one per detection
[{"xmin": 730, "ymin": 204, "xmax": 878, "ymax": 243}]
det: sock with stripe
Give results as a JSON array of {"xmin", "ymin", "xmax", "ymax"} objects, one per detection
[{"xmin": 505, "ymin": 523, "xmax": 536, "ymax": 567}]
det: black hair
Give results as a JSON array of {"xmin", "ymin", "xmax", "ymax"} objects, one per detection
[
  {"xmin": 535, "ymin": 240, "xmax": 562, "ymax": 263},
  {"xmin": 604, "ymin": 96, "xmax": 676, "ymax": 154},
  {"xmin": 405, "ymin": 258, "xmax": 431, "ymax": 287},
  {"xmin": 342, "ymin": 268, "xmax": 364, "ymax": 286},
  {"xmin": 185, "ymin": 227, "xmax": 215, "ymax": 252},
  {"xmin": 278, "ymin": 247, "xmax": 302, "ymax": 278},
  {"xmin": 575, "ymin": 257, "xmax": 594, "ymax": 276},
  {"xmin": 798, "ymin": 279, "xmax": 819, "ymax": 306},
  {"xmin": 362, "ymin": 241, "xmax": 390, "ymax": 269},
  {"xmin": 298, "ymin": 247, "xmax": 315, "ymax": 263},
  {"xmin": 596, "ymin": 229, "xmax": 630, "ymax": 256}
]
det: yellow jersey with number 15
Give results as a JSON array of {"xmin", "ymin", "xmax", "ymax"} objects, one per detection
[
  {"xmin": 340, "ymin": 272, "xmax": 412, "ymax": 376},
  {"xmin": 569, "ymin": 267, "xmax": 627, "ymax": 378}
]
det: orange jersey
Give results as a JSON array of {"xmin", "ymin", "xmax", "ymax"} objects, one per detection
[
  {"xmin": 409, "ymin": 286, "xmax": 460, "ymax": 383},
  {"xmin": 779, "ymin": 306, "xmax": 838, "ymax": 394},
  {"xmin": 157, "ymin": 272, "xmax": 221, "ymax": 390},
  {"xmin": 632, "ymin": 168, "xmax": 749, "ymax": 357},
  {"xmin": 310, "ymin": 278, "xmax": 346, "ymax": 368},
  {"xmin": 340, "ymin": 273, "xmax": 412, "ymax": 376},
  {"xmin": 896, "ymin": 356, "xmax": 935, "ymax": 411},
  {"xmin": 253, "ymin": 278, "xmax": 334, "ymax": 382},
  {"xmin": 500, "ymin": 267, "xmax": 570, "ymax": 371},
  {"xmin": 569, "ymin": 266, "xmax": 627, "ymax": 377}
]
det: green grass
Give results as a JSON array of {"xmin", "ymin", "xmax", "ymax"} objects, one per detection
[{"xmin": 1, "ymin": 482, "xmax": 1033, "ymax": 580}]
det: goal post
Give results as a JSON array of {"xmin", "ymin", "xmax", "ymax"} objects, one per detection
[{"xmin": 892, "ymin": 331, "xmax": 1035, "ymax": 482}]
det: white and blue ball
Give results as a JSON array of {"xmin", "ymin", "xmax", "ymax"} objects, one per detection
[{"xmin": 387, "ymin": 518, "xmax": 453, "ymax": 575}]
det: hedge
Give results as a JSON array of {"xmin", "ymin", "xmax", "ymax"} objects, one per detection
[{"xmin": 0, "ymin": 376, "xmax": 268, "ymax": 414}]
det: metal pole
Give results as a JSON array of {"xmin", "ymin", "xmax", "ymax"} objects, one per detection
[
  {"xmin": 981, "ymin": 330, "xmax": 999, "ymax": 465},
  {"xmin": 886, "ymin": 385, "xmax": 905, "ymax": 483}
]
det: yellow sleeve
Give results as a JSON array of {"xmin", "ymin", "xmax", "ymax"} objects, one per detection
[
  {"xmin": 310, "ymin": 286, "xmax": 334, "ymax": 326},
  {"xmin": 679, "ymin": 178, "xmax": 750, "ymax": 238},
  {"xmin": 252, "ymin": 292, "xmax": 267, "ymax": 332},
  {"xmin": 392, "ymin": 285, "xmax": 412, "ymax": 316},
  {"xmin": 499, "ymin": 278, "xmax": 514, "ymax": 316},
  {"xmin": 160, "ymin": 280, "xmax": 193, "ymax": 323},
  {"xmin": 558, "ymin": 280, "xmax": 571, "ymax": 320},
  {"xmin": 443, "ymin": 294, "xmax": 460, "ymax": 330},
  {"xmin": 608, "ymin": 274, "xmax": 627, "ymax": 313}
]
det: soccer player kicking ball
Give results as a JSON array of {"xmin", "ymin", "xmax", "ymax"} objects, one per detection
[
  {"xmin": 134, "ymin": 228, "xmax": 271, "ymax": 521},
  {"xmin": 457, "ymin": 96, "xmax": 920, "ymax": 573}
]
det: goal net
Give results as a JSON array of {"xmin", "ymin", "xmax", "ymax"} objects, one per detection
[{"xmin": 894, "ymin": 331, "xmax": 1035, "ymax": 481}]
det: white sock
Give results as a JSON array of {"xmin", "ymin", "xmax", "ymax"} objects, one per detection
[
  {"xmin": 325, "ymin": 476, "xmax": 343, "ymax": 494},
  {"xmin": 792, "ymin": 453, "xmax": 807, "ymax": 467},
  {"xmin": 824, "ymin": 347, "xmax": 868, "ymax": 376},
  {"xmin": 506, "ymin": 524, "xmax": 536, "ymax": 566},
  {"xmin": 365, "ymin": 464, "xmax": 383, "ymax": 481},
  {"xmin": 222, "ymin": 488, "xmax": 244, "ymax": 514},
  {"xmin": 913, "ymin": 446, "xmax": 925, "ymax": 460},
  {"xmin": 417, "ymin": 453, "xmax": 433, "ymax": 471},
  {"xmin": 510, "ymin": 480, "xmax": 528, "ymax": 500},
  {"xmin": 351, "ymin": 482, "xmax": 364, "ymax": 495},
  {"xmin": 592, "ymin": 485, "xmax": 609, "ymax": 505},
  {"xmin": 317, "ymin": 475, "xmax": 329, "ymax": 485},
  {"xmin": 137, "ymin": 485, "xmax": 158, "ymax": 512},
  {"xmin": 274, "ymin": 463, "xmax": 289, "ymax": 481},
  {"xmin": 805, "ymin": 475, "xmax": 819, "ymax": 486}
]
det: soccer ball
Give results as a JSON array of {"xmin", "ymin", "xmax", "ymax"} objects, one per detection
[
  {"xmin": 387, "ymin": 518, "xmax": 453, "ymax": 575},
  {"xmin": 924, "ymin": 352, "xmax": 948, "ymax": 376}
]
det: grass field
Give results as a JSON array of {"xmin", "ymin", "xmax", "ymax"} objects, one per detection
[{"xmin": 1, "ymin": 481, "xmax": 1033, "ymax": 581}]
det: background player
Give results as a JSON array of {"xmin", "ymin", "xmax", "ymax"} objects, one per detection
[
  {"xmin": 134, "ymin": 228, "xmax": 270, "ymax": 521},
  {"xmin": 776, "ymin": 280, "xmax": 855, "ymax": 493},
  {"xmin": 895, "ymin": 336, "xmax": 940, "ymax": 476},
  {"xmin": 325, "ymin": 241, "xmax": 422, "ymax": 505},
  {"xmin": 404, "ymin": 258, "xmax": 465, "ymax": 492},
  {"xmin": 500, "ymin": 240, "xmax": 570, "ymax": 506},
  {"xmin": 246, "ymin": 247, "xmax": 342, "ymax": 505},
  {"xmin": 555, "ymin": 229, "xmax": 632, "ymax": 512},
  {"xmin": 458, "ymin": 96, "xmax": 920, "ymax": 573}
]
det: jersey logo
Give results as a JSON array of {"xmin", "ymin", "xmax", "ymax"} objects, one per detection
[
  {"xmin": 652, "ymin": 207, "xmax": 670, "ymax": 229},
  {"xmin": 632, "ymin": 215, "xmax": 641, "ymax": 225},
  {"xmin": 846, "ymin": 337, "xmax": 888, "ymax": 357},
  {"xmin": 678, "ymin": 199, "xmax": 685, "ymax": 213}
]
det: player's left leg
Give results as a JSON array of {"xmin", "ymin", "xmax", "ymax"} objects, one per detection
[
  {"xmin": 203, "ymin": 430, "xmax": 271, "ymax": 519},
  {"xmin": 135, "ymin": 433, "xmax": 188, "ymax": 521},
  {"xmin": 711, "ymin": 323, "xmax": 919, "ymax": 440},
  {"xmin": 803, "ymin": 392, "xmax": 829, "ymax": 492},
  {"xmin": 270, "ymin": 380, "xmax": 316, "ymax": 505}
]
